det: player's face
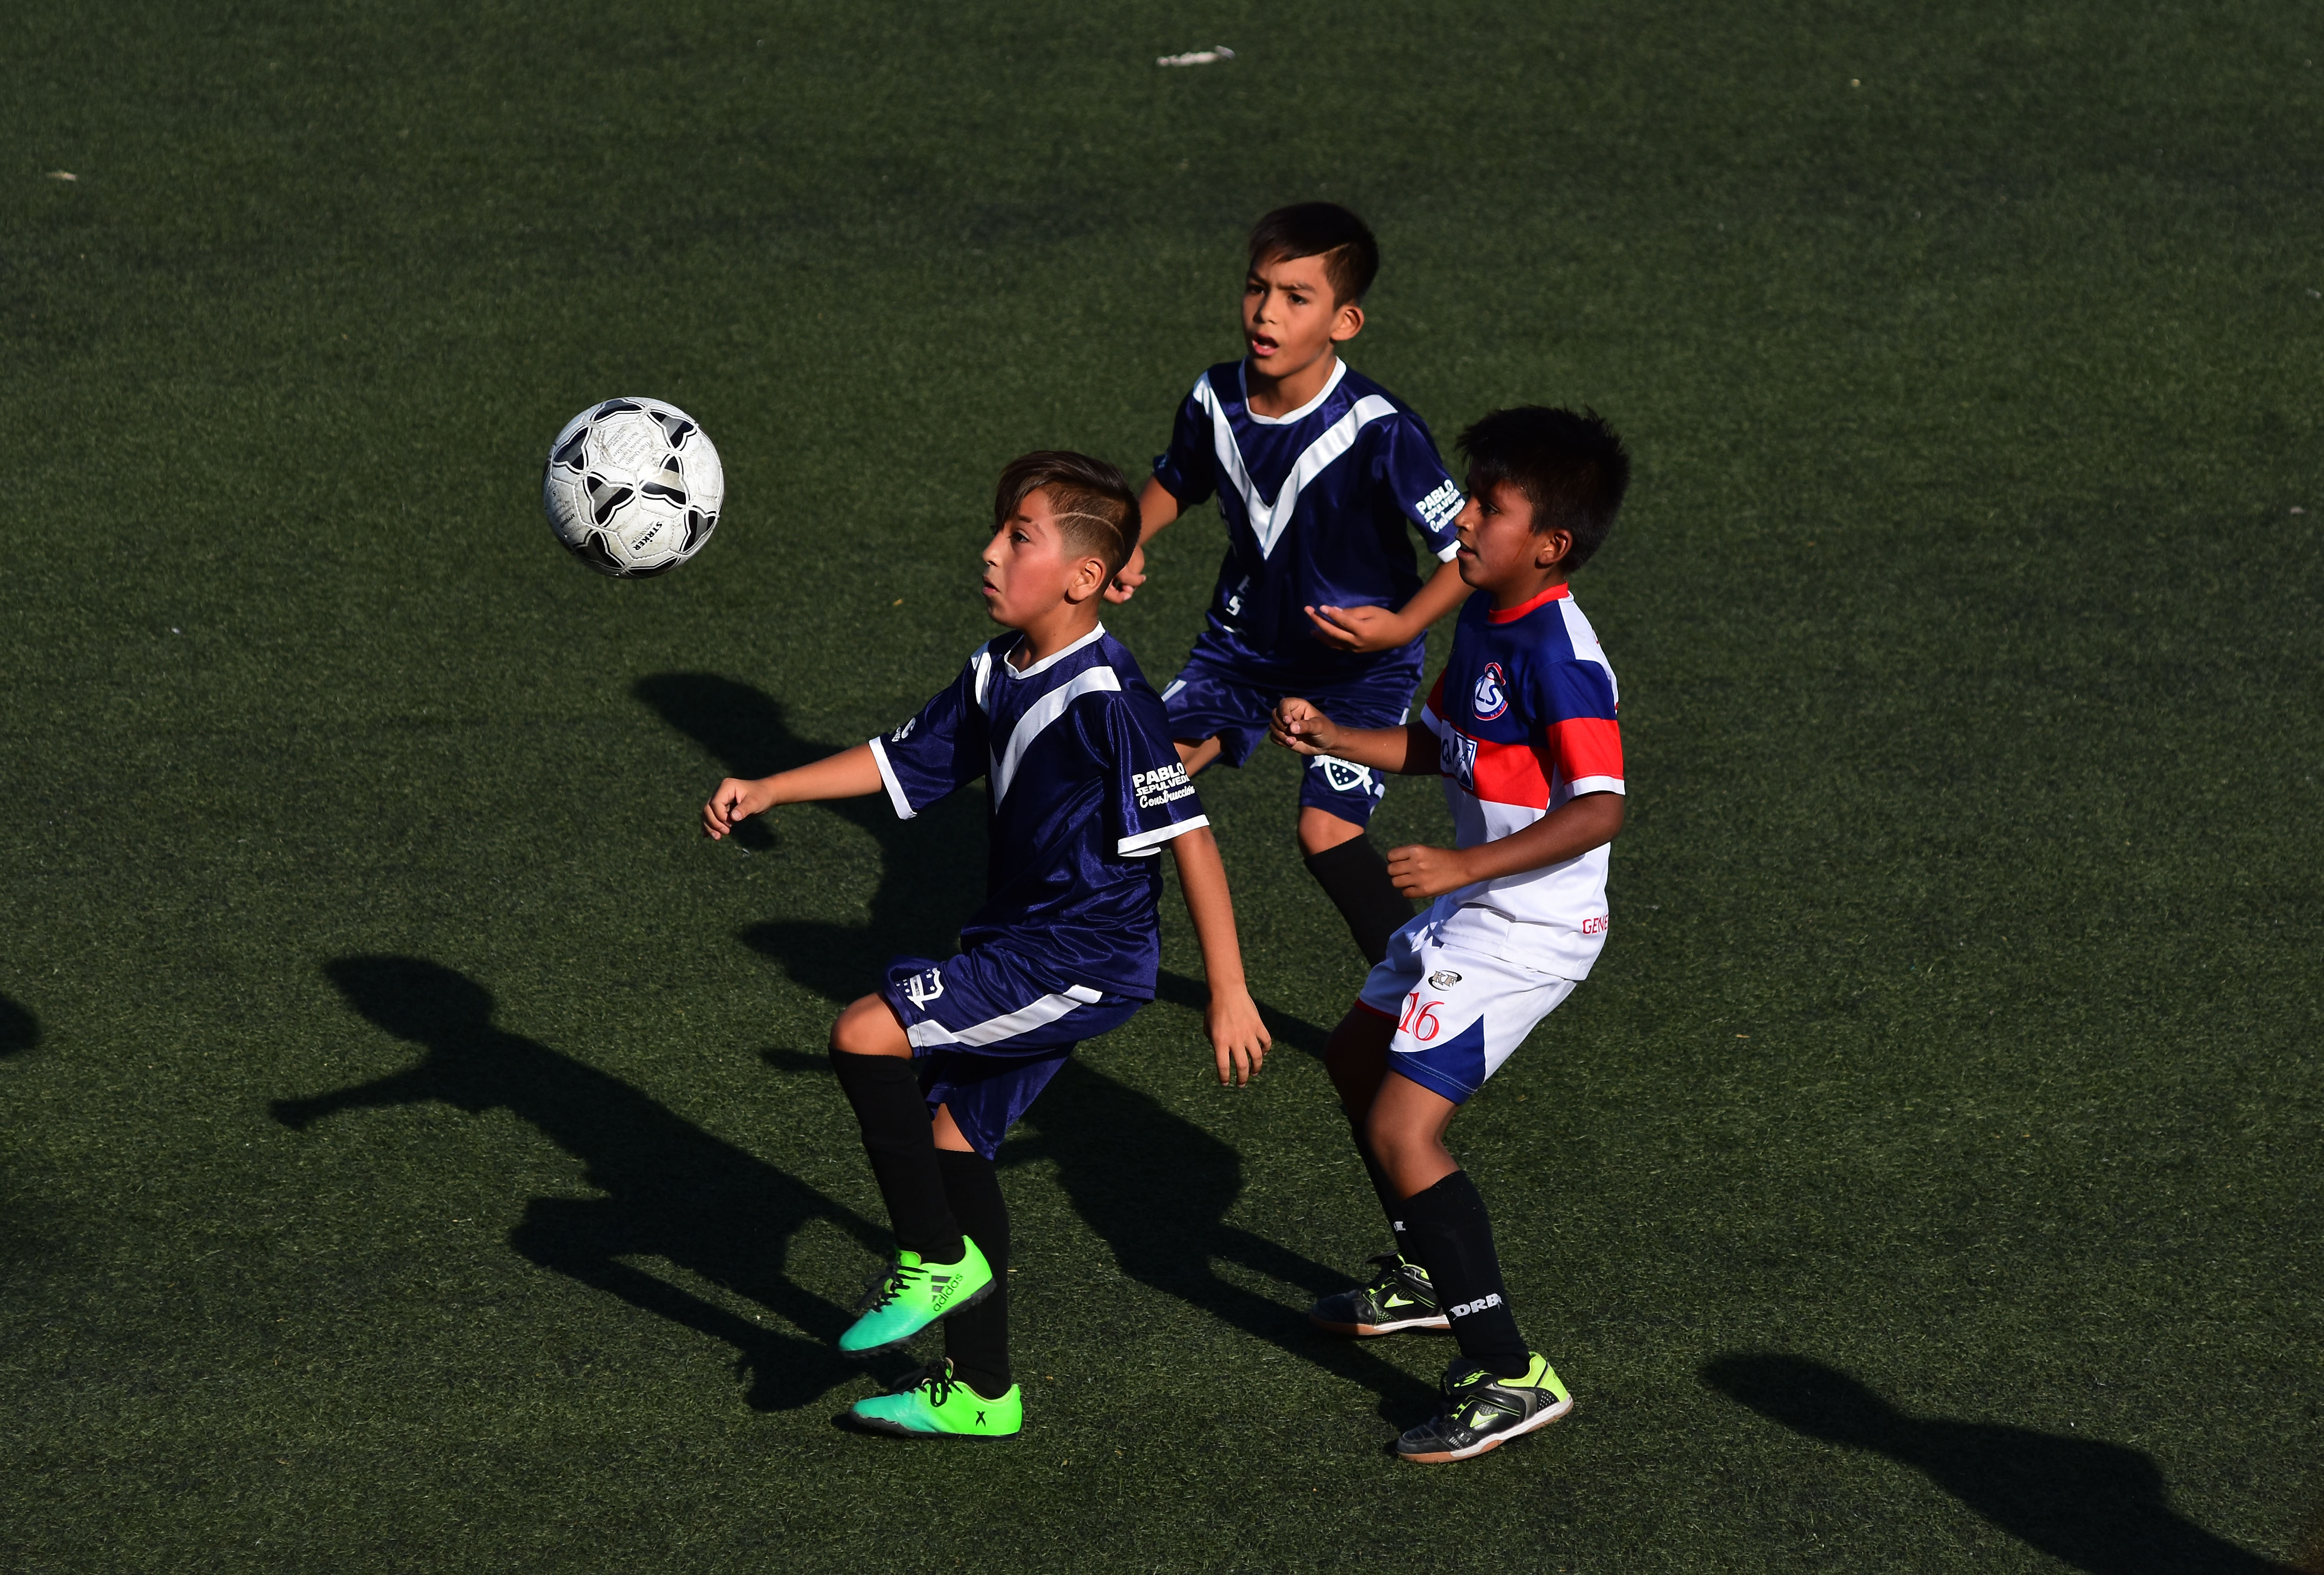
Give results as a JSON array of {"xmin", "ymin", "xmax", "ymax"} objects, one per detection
[
  {"xmin": 1243, "ymin": 254, "xmax": 1362, "ymax": 377},
  {"xmin": 980, "ymin": 488, "xmax": 1102, "ymax": 628},
  {"xmin": 1453, "ymin": 477, "xmax": 1571, "ymax": 600}
]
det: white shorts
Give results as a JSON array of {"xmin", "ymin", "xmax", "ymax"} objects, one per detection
[{"xmin": 1357, "ymin": 911, "xmax": 1579, "ymax": 1104}]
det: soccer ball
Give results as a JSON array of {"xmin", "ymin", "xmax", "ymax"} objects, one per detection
[{"xmin": 541, "ymin": 397, "xmax": 725, "ymax": 578}]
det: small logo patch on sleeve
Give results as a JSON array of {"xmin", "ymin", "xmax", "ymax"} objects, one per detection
[
  {"xmin": 1415, "ymin": 479, "xmax": 1463, "ymax": 532},
  {"xmin": 1133, "ymin": 763, "xmax": 1197, "ymax": 809}
]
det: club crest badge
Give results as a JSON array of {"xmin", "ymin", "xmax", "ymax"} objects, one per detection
[
  {"xmin": 1314, "ymin": 755, "xmax": 1375, "ymax": 796},
  {"xmin": 1472, "ymin": 662, "xmax": 1509, "ymax": 721},
  {"xmin": 1428, "ymin": 970, "xmax": 1462, "ymax": 989},
  {"xmin": 902, "ymin": 966, "xmax": 945, "ymax": 1008}
]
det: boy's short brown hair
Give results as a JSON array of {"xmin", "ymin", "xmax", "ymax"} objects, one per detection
[
  {"xmin": 992, "ymin": 451, "xmax": 1140, "ymax": 579},
  {"xmin": 1247, "ymin": 202, "xmax": 1380, "ymax": 307}
]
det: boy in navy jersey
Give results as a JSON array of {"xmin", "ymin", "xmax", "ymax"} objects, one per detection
[
  {"xmin": 1270, "ymin": 408, "xmax": 1629, "ymax": 1463},
  {"xmin": 704, "ymin": 452, "xmax": 1270, "ymax": 1441},
  {"xmin": 1109, "ymin": 203, "xmax": 1470, "ymax": 966}
]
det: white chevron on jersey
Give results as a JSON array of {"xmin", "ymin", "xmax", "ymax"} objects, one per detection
[
  {"xmin": 969, "ymin": 625, "xmax": 1125, "ymax": 804},
  {"xmin": 991, "ymin": 666, "xmax": 1122, "ymax": 802},
  {"xmin": 1192, "ymin": 363, "xmax": 1401, "ymax": 560}
]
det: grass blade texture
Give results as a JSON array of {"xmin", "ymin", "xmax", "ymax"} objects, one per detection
[{"xmin": 3, "ymin": 1, "xmax": 2320, "ymax": 1570}]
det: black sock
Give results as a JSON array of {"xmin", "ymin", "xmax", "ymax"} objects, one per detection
[
  {"xmin": 1346, "ymin": 1114, "xmax": 1416, "ymax": 1261},
  {"xmin": 828, "ymin": 1049, "xmax": 963, "ymax": 1263},
  {"xmin": 1400, "ymin": 1169, "xmax": 1529, "ymax": 1379},
  {"xmin": 1304, "ymin": 837, "xmax": 1414, "ymax": 967},
  {"xmin": 936, "ymin": 1149, "xmax": 1012, "ymax": 1399}
]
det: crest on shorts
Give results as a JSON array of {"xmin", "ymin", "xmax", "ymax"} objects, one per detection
[
  {"xmin": 1428, "ymin": 970, "xmax": 1462, "ymax": 989},
  {"xmin": 902, "ymin": 966, "xmax": 945, "ymax": 1007},
  {"xmin": 1313, "ymin": 755, "xmax": 1375, "ymax": 797}
]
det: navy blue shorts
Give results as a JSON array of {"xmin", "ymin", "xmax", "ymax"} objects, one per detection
[
  {"xmin": 1159, "ymin": 628, "xmax": 1424, "ymax": 828},
  {"xmin": 877, "ymin": 950, "xmax": 1142, "ymax": 1160}
]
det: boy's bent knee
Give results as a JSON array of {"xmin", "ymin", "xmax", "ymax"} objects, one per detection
[
  {"xmin": 1363, "ymin": 1070, "xmax": 1459, "ymax": 1179},
  {"xmin": 1365, "ymin": 1112, "xmax": 1455, "ymax": 1199},
  {"xmin": 830, "ymin": 994, "xmax": 913, "ymax": 1058},
  {"xmin": 1296, "ymin": 806, "xmax": 1366, "ymax": 856}
]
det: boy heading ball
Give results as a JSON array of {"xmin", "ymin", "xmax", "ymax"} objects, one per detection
[{"xmin": 703, "ymin": 452, "xmax": 1269, "ymax": 1441}]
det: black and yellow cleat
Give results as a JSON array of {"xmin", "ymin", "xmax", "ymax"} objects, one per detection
[
  {"xmin": 1309, "ymin": 1252, "xmax": 1451, "ymax": 1337},
  {"xmin": 1395, "ymin": 1353, "xmax": 1573, "ymax": 1464}
]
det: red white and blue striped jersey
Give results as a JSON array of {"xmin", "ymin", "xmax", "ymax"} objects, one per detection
[{"xmin": 1418, "ymin": 583, "xmax": 1624, "ymax": 978}]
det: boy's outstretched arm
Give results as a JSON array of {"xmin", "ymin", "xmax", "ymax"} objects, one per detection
[
  {"xmin": 1385, "ymin": 791, "xmax": 1625, "ymax": 899},
  {"xmin": 1167, "ymin": 826, "xmax": 1270, "ymax": 1086},
  {"xmin": 702, "ymin": 742, "xmax": 883, "ymax": 839},
  {"xmin": 1104, "ymin": 478, "xmax": 1183, "ymax": 605},
  {"xmin": 1269, "ymin": 697, "xmax": 1436, "ymax": 776},
  {"xmin": 1302, "ymin": 558, "xmax": 1469, "ymax": 653}
]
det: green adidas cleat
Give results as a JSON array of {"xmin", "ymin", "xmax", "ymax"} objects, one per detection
[
  {"xmin": 836, "ymin": 1237, "xmax": 994, "ymax": 1358},
  {"xmin": 1309, "ymin": 1252, "xmax": 1452, "ymax": 1337},
  {"xmin": 1395, "ymin": 1353, "xmax": 1573, "ymax": 1464},
  {"xmin": 844, "ymin": 1359, "xmax": 1022, "ymax": 1441}
]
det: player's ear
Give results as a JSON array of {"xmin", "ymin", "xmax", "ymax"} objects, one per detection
[
  {"xmin": 1535, "ymin": 528, "xmax": 1574, "ymax": 569},
  {"xmin": 1066, "ymin": 553, "xmax": 1109, "ymax": 603},
  {"xmin": 1330, "ymin": 301, "xmax": 1365, "ymax": 343}
]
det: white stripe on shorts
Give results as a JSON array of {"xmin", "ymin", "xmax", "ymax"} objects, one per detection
[{"xmin": 905, "ymin": 982, "xmax": 1106, "ymax": 1049}]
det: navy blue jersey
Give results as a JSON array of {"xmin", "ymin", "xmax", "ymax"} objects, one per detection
[
  {"xmin": 1153, "ymin": 359, "xmax": 1464, "ymax": 681},
  {"xmin": 868, "ymin": 626, "xmax": 1209, "ymax": 999}
]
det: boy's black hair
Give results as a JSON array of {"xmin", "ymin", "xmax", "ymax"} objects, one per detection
[
  {"xmin": 1456, "ymin": 406, "xmax": 1630, "ymax": 573},
  {"xmin": 992, "ymin": 451, "xmax": 1140, "ymax": 579},
  {"xmin": 1247, "ymin": 202, "xmax": 1379, "ymax": 307}
]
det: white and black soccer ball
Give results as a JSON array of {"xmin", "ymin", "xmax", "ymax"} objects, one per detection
[{"xmin": 542, "ymin": 397, "xmax": 725, "ymax": 578}]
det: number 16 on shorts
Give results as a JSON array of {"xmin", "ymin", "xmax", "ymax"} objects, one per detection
[
  {"xmin": 1397, "ymin": 992, "xmax": 1448, "ymax": 1043},
  {"xmin": 1364, "ymin": 941, "xmax": 1582, "ymax": 1105}
]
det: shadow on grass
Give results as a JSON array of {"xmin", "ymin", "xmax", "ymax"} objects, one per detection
[
  {"xmin": 1703, "ymin": 1353, "xmax": 2298, "ymax": 1574},
  {"xmin": 0, "ymin": 995, "xmax": 38, "ymax": 1057},
  {"xmin": 634, "ymin": 673, "xmax": 985, "ymax": 1000},
  {"xmin": 276, "ymin": 956, "xmax": 894, "ymax": 1412},
  {"xmin": 1156, "ymin": 969, "xmax": 1332, "ymax": 1062},
  {"xmin": 1013, "ymin": 1055, "xmax": 1441, "ymax": 1424},
  {"xmin": 649, "ymin": 672, "xmax": 1425, "ymax": 1419}
]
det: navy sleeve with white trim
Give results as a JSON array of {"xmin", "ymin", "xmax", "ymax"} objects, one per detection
[
  {"xmin": 1151, "ymin": 378, "xmax": 1218, "ymax": 509},
  {"xmin": 1370, "ymin": 411, "xmax": 1465, "ymax": 562},
  {"xmin": 867, "ymin": 648, "xmax": 992, "ymax": 819},
  {"xmin": 1104, "ymin": 685, "xmax": 1211, "ymax": 858}
]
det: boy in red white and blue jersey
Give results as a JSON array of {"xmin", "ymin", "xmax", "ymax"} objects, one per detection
[
  {"xmin": 1399, "ymin": 577, "xmax": 1625, "ymax": 991},
  {"xmin": 1270, "ymin": 406, "xmax": 1630, "ymax": 1465}
]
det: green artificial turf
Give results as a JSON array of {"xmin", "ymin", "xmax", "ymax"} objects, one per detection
[{"xmin": 5, "ymin": 1, "xmax": 2323, "ymax": 1568}]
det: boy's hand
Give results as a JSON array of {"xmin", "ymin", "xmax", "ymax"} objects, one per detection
[
  {"xmin": 1385, "ymin": 842, "xmax": 1475, "ymax": 899},
  {"xmin": 1303, "ymin": 603, "xmax": 1414, "ymax": 653},
  {"xmin": 1104, "ymin": 543, "xmax": 1148, "ymax": 605},
  {"xmin": 703, "ymin": 777, "xmax": 777, "ymax": 840},
  {"xmin": 1269, "ymin": 696, "xmax": 1338, "ymax": 757},
  {"xmin": 1205, "ymin": 985, "xmax": 1270, "ymax": 1086}
]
